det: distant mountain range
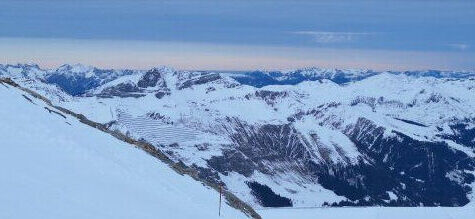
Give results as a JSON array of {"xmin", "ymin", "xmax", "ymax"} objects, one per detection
[
  {"xmin": 2, "ymin": 63, "xmax": 474, "ymax": 95},
  {"xmin": 2, "ymin": 63, "xmax": 475, "ymax": 208}
]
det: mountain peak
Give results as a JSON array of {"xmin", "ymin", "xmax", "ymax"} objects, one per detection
[
  {"xmin": 57, "ymin": 63, "xmax": 95, "ymax": 74},
  {"xmin": 3, "ymin": 63, "xmax": 41, "ymax": 70},
  {"xmin": 149, "ymin": 66, "xmax": 175, "ymax": 74}
]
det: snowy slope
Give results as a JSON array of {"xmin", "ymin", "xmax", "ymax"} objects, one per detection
[
  {"xmin": 2, "ymin": 64, "xmax": 475, "ymax": 210},
  {"xmin": 52, "ymin": 68, "xmax": 475, "ymax": 208},
  {"xmin": 0, "ymin": 80, "xmax": 247, "ymax": 219},
  {"xmin": 258, "ymin": 207, "xmax": 475, "ymax": 219},
  {"xmin": 0, "ymin": 63, "xmax": 138, "ymax": 96}
]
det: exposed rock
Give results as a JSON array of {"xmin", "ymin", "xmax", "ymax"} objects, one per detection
[
  {"xmin": 137, "ymin": 68, "xmax": 167, "ymax": 88},
  {"xmin": 178, "ymin": 73, "xmax": 221, "ymax": 90}
]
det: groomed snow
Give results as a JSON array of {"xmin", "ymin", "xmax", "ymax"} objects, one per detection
[{"xmin": 0, "ymin": 83, "xmax": 246, "ymax": 219}]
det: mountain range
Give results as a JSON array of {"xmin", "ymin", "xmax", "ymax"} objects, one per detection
[{"xmin": 1, "ymin": 63, "xmax": 474, "ymax": 209}]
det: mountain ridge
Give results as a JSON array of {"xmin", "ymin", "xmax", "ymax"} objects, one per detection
[
  {"xmin": 1, "ymin": 63, "xmax": 474, "ymax": 208},
  {"xmin": 2, "ymin": 63, "xmax": 475, "ymax": 96},
  {"xmin": 0, "ymin": 77, "xmax": 261, "ymax": 219}
]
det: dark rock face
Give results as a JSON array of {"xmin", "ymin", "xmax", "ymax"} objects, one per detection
[
  {"xmin": 343, "ymin": 118, "xmax": 474, "ymax": 206},
  {"xmin": 137, "ymin": 68, "xmax": 167, "ymax": 88},
  {"xmin": 98, "ymin": 83, "xmax": 145, "ymax": 98},
  {"xmin": 98, "ymin": 68, "xmax": 173, "ymax": 98},
  {"xmin": 178, "ymin": 73, "xmax": 221, "ymax": 90},
  {"xmin": 246, "ymin": 90, "xmax": 289, "ymax": 106},
  {"xmin": 222, "ymin": 119, "xmax": 313, "ymax": 177},
  {"xmin": 44, "ymin": 66, "xmax": 134, "ymax": 96},
  {"xmin": 207, "ymin": 149, "xmax": 256, "ymax": 177},
  {"xmin": 206, "ymin": 117, "xmax": 475, "ymax": 207},
  {"xmin": 246, "ymin": 181, "xmax": 292, "ymax": 207},
  {"xmin": 46, "ymin": 74, "xmax": 100, "ymax": 96},
  {"xmin": 155, "ymin": 90, "xmax": 170, "ymax": 99},
  {"xmin": 206, "ymin": 87, "xmax": 216, "ymax": 93},
  {"xmin": 438, "ymin": 119, "xmax": 475, "ymax": 149}
]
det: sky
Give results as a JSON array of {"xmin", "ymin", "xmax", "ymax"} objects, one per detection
[{"xmin": 0, "ymin": 0, "xmax": 474, "ymax": 71}]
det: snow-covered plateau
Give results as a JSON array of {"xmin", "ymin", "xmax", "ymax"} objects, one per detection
[{"xmin": 1, "ymin": 63, "xmax": 475, "ymax": 218}]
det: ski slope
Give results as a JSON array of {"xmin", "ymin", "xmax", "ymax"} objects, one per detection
[{"xmin": 0, "ymin": 81, "xmax": 246, "ymax": 219}]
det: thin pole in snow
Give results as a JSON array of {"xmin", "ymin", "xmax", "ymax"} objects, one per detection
[{"xmin": 219, "ymin": 184, "xmax": 222, "ymax": 216}]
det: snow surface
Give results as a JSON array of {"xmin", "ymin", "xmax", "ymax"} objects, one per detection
[
  {"xmin": 258, "ymin": 207, "xmax": 475, "ymax": 219},
  {"xmin": 43, "ymin": 68, "xmax": 475, "ymax": 207},
  {"xmin": 3, "ymin": 64, "xmax": 475, "ymax": 209},
  {"xmin": 0, "ymin": 83, "xmax": 246, "ymax": 219}
]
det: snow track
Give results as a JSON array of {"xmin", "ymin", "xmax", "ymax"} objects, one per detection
[{"xmin": 117, "ymin": 110, "xmax": 199, "ymax": 145}]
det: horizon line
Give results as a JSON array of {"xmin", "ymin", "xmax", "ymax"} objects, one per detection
[{"xmin": 2, "ymin": 62, "xmax": 475, "ymax": 73}]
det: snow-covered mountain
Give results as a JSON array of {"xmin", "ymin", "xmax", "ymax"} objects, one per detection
[
  {"xmin": 0, "ymin": 63, "xmax": 138, "ymax": 96},
  {"xmin": 228, "ymin": 68, "xmax": 475, "ymax": 87},
  {"xmin": 2, "ymin": 64, "xmax": 475, "ymax": 210},
  {"xmin": 228, "ymin": 68, "xmax": 379, "ymax": 87},
  {"xmin": 45, "ymin": 64, "xmax": 138, "ymax": 95},
  {"xmin": 0, "ymin": 78, "xmax": 249, "ymax": 219}
]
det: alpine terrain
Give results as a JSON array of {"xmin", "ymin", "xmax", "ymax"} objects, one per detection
[
  {"xmin": 0, "ymin": 69, "xmax": 254, "ymax": 219},
  {"xmin": 1, "ymin": 63, "xmax": 475, "ymax": 216}
]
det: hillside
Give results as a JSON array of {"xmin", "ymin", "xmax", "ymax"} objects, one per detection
[
  {"xmin": 2, "ymin": 64, "xmax": 475, "ymax": 209},
  {"xmin": 0, "ymin": 79, "xmax": 249, "ymax": 219},
  {"xmin": 258, "ymin": 206, "xmax": 475, "ymax": 219}
]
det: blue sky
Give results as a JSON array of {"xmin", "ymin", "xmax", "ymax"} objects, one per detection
[{"xmin": 1, "ymin": 0, "xmax": 474, "ymax": 70}]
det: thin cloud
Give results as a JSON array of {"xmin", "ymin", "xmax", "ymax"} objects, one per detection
[
  {"xmin": 293, "ymin": 31, "xmax": 372, "ymax": 43},
  {"xmin": 448, "ymin": 43, "xmax": 469, "ymax": 51}
]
